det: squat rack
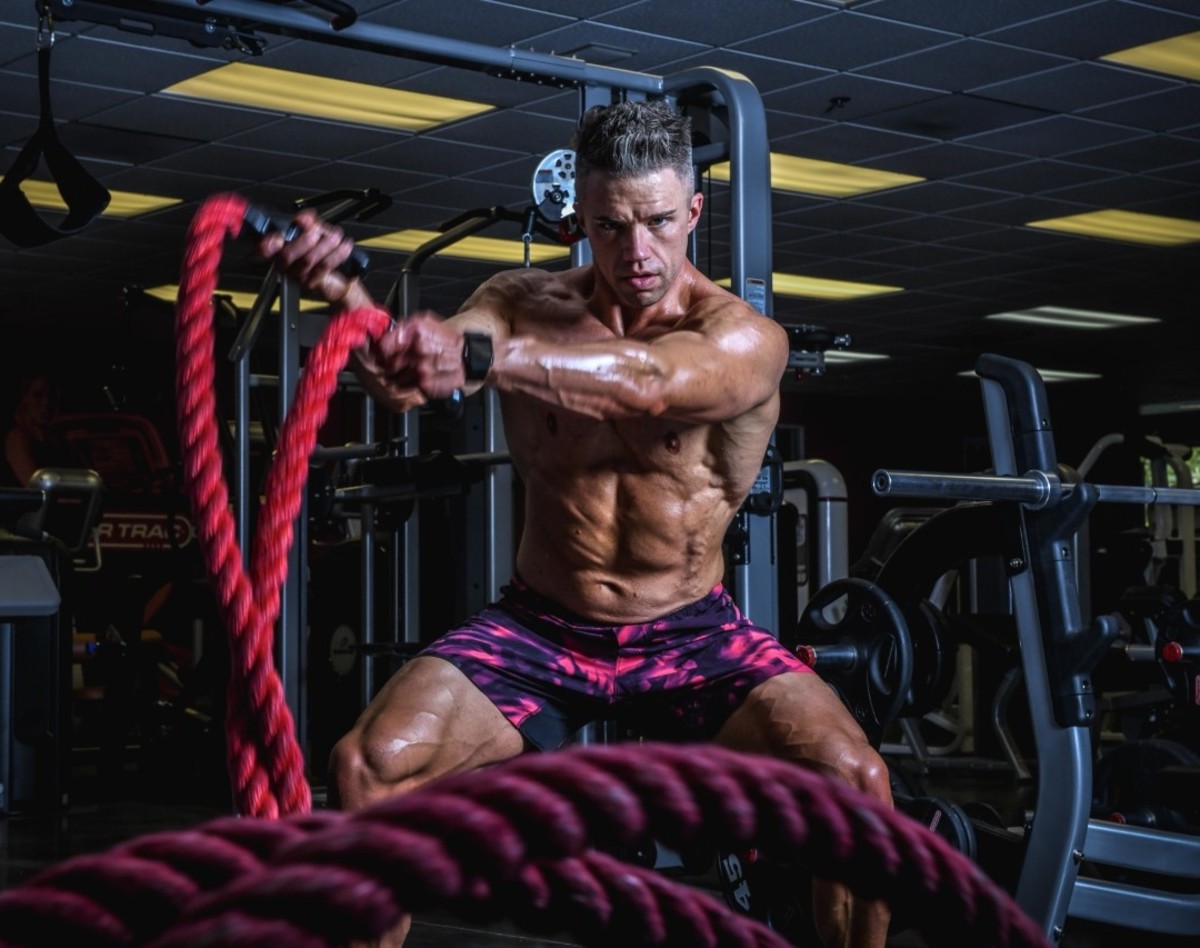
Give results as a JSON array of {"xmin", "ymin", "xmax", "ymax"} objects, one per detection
[{"xmin": 51, "ymin": 0, "xmax": 781, "ymax": 760}]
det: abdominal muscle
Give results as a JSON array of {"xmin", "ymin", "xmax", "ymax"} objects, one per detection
[{"xmin": 508, "ymin": 407, "xmax": 748, "ymax": 624}]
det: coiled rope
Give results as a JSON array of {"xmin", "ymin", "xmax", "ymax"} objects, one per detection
[{"xmin": 0, "ymin": 742, "xmax": 1048, "ymax": 947}]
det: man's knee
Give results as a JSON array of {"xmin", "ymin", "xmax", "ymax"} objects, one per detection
[
  {"xmin": 814, "ymin": 734, "xmax": 892, "ymax": 807},
  {"xmin": 327, "ymin": 720, "xmax": 436, "ymax": 811}
]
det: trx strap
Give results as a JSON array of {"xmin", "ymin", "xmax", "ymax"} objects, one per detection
[{"xmin": 0, "ymin": 8, "xmax": 110, "ymax": 248}]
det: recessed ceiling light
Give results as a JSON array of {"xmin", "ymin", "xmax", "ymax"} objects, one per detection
[
  {"xmin": 360, "ymin": 229, "xmax": 570, "ymax": 265},
  {"xmin": 20, "ymin": 179, "xmax": 181, "ymax": 217},
  {"xmin": 1027, "ymin": 209, "xmax": 1200, "ymax": 246},
  {"xmin": 1037, "ymin": 369, "xmax": 1104, "ymax": 383},
  {"xmin": 709, "ymin": 154, "xmax": 923, "ymax": 198},
  {"xmin": 1141, "ymin": 400, "xmax": 1200, "ymax": 416},
  {"xmin": 144, "ymin": 284, "xmax": 328, "ymax": 312},
  {"xmin": 1103, "ymin": 30, "xmax": 1200, "ymax": 82},
  {"xmin": 985, "ymin": 306, "xmax": 1159, "ymax": 330},
  {"xmin": 765, "ymin": 272, "xmax": 903, "ymax": 300},
  {"xmin": 825, "ymin": 351, "xmax": 890, "ymax": 363},
  {"xmin": 164, "ymin": 63, "xmax": 493, "ymax": 131},
  {"xmin": 718, "ymin": 273, "xmax": 902, "ymax": 300},
  {"xmin": 960, "ymin": 367, "xmax": 1102, "ymax": 383}
]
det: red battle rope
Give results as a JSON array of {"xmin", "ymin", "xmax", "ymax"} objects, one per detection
[
  {"xmin": 174, "ymin": 192, "xmax": 390, "ymax": 818},
  {"xmin": 0, "ymin": 742, "xmax": 1049, "ymax": 948}
]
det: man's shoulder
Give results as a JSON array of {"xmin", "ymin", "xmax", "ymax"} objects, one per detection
[{"xmin": 484, "ymin": 264, "xmax": 587, "ymax": 292}]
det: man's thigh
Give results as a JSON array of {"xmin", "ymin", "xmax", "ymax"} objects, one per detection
[
  {"xmin": 353, "ymin": 655, "xmax": 527, "ymax": 779},
  {"xmin": 713, "ymin": 670, "xmax": 870, "ymax": 765}
]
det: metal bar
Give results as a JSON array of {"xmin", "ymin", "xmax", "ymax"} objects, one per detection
[
  {"xmin": 873, "ymin": 469, "xmax": 1058, "ymax": 506},
  {"xmin": 484, "ymin": 388, "xmax": 512, "ymax": 603},
  {"xmin": 235, "ymin": 341, "xmax": 252, "ymax": 562},
  {"xmin": 277, "ymin": 277, "xmax": 306, "ymax": 756},
  {"xmin": 1082, "ymin": 819, "xmax": 1200, "ymax": 876},
  {"xmin": 873, "ymin": 469, "xmax": 1200, "ymax": 507},
  {"xmin": 1070, "ymin": 877, "xmax": 1200, "ymax": 935},
  {"xmin": 1010, "ymin": 556, "xmax": 1091, "ymax": 938},
  {"xmin": 359, "ymin": 392, "xmax": 376, "ymax": 712},
  {"xmin": 82, "ymin": 0, "xmax": 667, "ymax": 93}
]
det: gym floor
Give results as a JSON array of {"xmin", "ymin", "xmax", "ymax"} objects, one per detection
[{"xmin": 1, "ymin": 770, "xmax": 1192, "ymax": 947}]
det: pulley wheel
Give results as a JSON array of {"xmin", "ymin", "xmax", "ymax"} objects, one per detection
[{"xmin": 531, "ymin": 149, "xmax": 576, "ymax": 223}]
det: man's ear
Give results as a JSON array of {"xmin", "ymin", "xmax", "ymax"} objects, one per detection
[{"xmin": 687, "ymin": 190, "xmax": 703, "ymax": 233}]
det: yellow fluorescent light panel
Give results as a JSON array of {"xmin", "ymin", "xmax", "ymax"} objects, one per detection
[
  {"xmin": 145, "ymin": 285, "xmax": 328, "ymax": 312},
  {"xmin": 164, "ymin": 62, "xmax": 493, "ymax": 131},
  {"xmin": 1027, "ymin": 209, "xmax": 1200, "ymax": 246},
  {"xmin": 710, "ymin": 154, "xmax": 923, "ymax": 197},
  {"xmin": 1103, "ymin": 31, "xmax": 1200, "ymax": 81},
  {"xmin": 20, "ymin": 179, "xmax": 180, "ymax": 217},
  {"xmin": 824, "ymin": 350, "xmax": 890, "ymax": 363},
  {"xmin": 986, "ymin": 306, "xmax": 1159, "ymax": 329},
  {"xmin": 361, "ymin": 229, "xmax": 570, "ymax": 265},
  {"xmin": 718, "ymin": 273, "xmax": 902, "ymax": 300}
]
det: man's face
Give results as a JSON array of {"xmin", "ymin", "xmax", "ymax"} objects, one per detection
[{"xmin": 575, "ymin": 167, "xmax": 702, "ymax": 311}]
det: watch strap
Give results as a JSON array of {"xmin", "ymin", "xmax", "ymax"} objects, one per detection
[{"xmin": 462, "ymin": 332, "xmax": 494, "ymax": 382}]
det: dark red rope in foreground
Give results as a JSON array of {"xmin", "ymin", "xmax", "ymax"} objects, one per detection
[
  {"xmin": 173, "ymin": 193, "xmax": 391, "ymax": 818},
  {"xmin": 0, "ymin": 743, "xmax": 1048, "ymax": 948}
]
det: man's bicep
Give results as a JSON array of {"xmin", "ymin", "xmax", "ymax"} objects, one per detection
[{"xmin": 654, "ymin": 319, "xmax": 788, "ymax": 421}]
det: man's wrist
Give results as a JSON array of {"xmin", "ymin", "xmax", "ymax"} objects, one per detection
[{"xmin": 462, "ymin": 332, "xmax": 494, "ymax": 382}]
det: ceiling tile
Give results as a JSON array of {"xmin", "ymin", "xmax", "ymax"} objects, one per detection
[
  {"xmin": 961, "ymin": 115, "xmax": 1148, "ymax": 158},
  {"xmin": 983, "ymin": 0, "xmax": 1200, "ymax": 59},
  {"xmin": 859, "ymin": 39, "xmax": 1070, "ymax": 90},
  {"xmin": 744, "ymin": 19, "xmax": 952, "ymax": 73},
  {"xmin": 973, "ymin": 62, "xmax": 1178, "ymax": 113}
]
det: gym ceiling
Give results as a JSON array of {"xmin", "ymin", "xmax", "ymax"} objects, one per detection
[{"xmin": 2, "ymin": 0, "xmax": 1198, "ymax": 413}]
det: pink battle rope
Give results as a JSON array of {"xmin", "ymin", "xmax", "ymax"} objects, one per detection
[
  {"xmin": 173, "ymin": 192, "xmax": 390, "ymax": 818},
  {"xmin": 0, "ymin": 742, "xmax": 1049, "ymax": 948}
]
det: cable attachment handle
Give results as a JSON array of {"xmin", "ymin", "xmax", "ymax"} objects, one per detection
[{"xmin": 241, "ymin": 203, "xmax": 371, "ymax": 279}]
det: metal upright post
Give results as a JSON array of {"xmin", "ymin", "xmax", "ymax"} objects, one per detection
[
  {"xmin": 235, "ymin": 350, "xmax": 251, "ymax": 562},
  {"xmin": 359, "ymin": 392, "xmax": 377, "ymax": 703},
  {"xmin": 394, "ymin": 272, "xmax": 422, "ymax": 646},
  {"xmin": 977, "ymin": 362, "xmax": 1090, "ymax": 941},
  {"xmin": 664, "ymin": 68, "xmax": 777, "ymax": 632},
  {"xmin": 483, "ymin": 388, "xmax": 512, "ymax": 602},
  {"xmin": 276, "ymin": 277, "xmax": 307, "ymax": 755}
]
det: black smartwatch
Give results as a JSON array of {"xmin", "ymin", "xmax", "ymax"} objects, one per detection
[{"xmin": 462, "ymin": 332, "xmax": 494, "ymax": 382}]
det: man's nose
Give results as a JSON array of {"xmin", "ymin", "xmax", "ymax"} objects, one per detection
[{"xmin": 623, "ymin": 225, "xmax": 650, "ymax": 259}]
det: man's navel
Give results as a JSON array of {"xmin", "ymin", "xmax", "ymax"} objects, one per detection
[{"xmin": 665, "ymin": 431, "xmax": 680, "ymax": 454}]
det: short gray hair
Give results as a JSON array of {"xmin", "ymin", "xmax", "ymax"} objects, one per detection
[{"xmin": 571, "ymin": 100, "xmax": 695, "ymax": 192}]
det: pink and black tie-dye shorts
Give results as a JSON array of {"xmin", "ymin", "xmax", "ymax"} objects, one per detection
[{"xmin": 419, "ymin": 575, "xmax": 812, "ymax": 750}]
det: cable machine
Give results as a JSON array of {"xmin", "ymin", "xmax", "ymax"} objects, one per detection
[{"xmin": 51, "ymin": 0, "xmax": 779, "ymax": 770}]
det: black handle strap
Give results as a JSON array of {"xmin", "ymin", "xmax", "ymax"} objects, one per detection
[{"xmin": 0, "ymin": 40, "xmax": 111, "ymax": 247}]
